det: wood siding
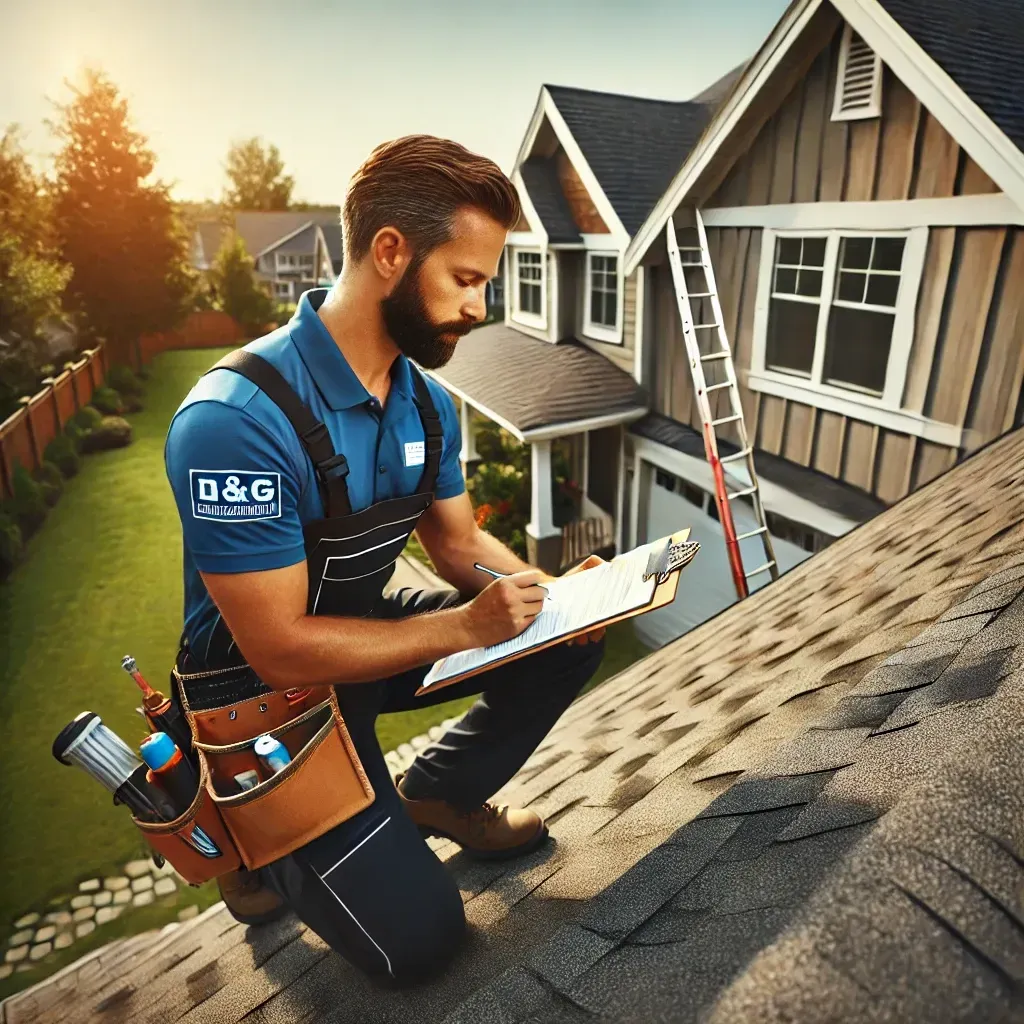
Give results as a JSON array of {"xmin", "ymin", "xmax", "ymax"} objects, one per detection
[
  {"xmin": 709, "ymin": 28, "xmax": 999, "ymax": 209},
  {"xmin": 640, "ymin": 18, "xmax": 1021, "ymax": 509},
  {"xmin": 556, "ymin": 150, "xmax": 610, "ymax": 234}
]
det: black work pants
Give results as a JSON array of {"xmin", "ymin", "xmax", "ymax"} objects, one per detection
[{"xmin": 260, "ymin": 587, "xmax": 605, "ymax": 984}]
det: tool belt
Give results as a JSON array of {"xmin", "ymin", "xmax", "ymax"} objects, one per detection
[{"xmin": 131, "ymin": 665, "xmax": 374, "ymax": 884}]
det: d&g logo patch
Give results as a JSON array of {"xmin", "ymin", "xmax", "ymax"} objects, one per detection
[{"xmin": 190, "ymin": 470, "xmax": 281, "ymax": 521}]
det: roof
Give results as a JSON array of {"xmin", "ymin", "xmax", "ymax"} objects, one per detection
[
  {"xmin": 545, "ymin": 84, "xmax": 714, "ymax": 236},
  {"xmin": 193, "ymin": 209, "xmax": 343, "ymax": 269},
  {"xmin": 428, "ymin": 322, "xmax": 647, "ymax": 437},
  {"xmin": 631, "ymin": 412, "xmax": 887, "ymax": 528},
  {"xmin": 519, "ymin": 157, "xmax": 581, "ymax": 244},
  {"xmin": 689, "ymin": 61, "xmax": 748, "ymax": 107},
  {"xmin": 230, "ymin": 212, "xmax": 317, "ymax": 258},
  {"xmin": 14, "ymin": 428, "xmax": 1024, "ymax": 1022},
  {"xmin": 877, "ymin": 0, "xmax": 1024, "ymax": 154}
]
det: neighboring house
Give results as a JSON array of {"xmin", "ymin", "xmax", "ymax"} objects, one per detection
[
  {"xmin": 432, "ymin": 0, "xmax": 1024, "ymax": 651},
  {"xmin": 192, "ymin": 209, "xmax": 343, "ymax": 303}
]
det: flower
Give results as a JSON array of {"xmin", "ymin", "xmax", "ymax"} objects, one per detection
[
  {"xmin": 497, "ymin": 499, "xmax": 512, "ymax": 516},
  {"xmin": 474, "ymin": 502, "xmax": 495, "ymax": 528}
]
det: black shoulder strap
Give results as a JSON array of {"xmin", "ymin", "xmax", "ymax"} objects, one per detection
[
  {"xmin": 207, "ymin": 349, "xmax": 352, "ymax": 517},
  {"xmin": 409, "ymin": 364, "xmax": 444, "ymax": 495}
]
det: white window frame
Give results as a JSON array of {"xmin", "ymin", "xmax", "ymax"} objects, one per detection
[
  {"xmin": 583, "ymin": 251, "xmax": 623, "ymax": 345},
  {"xmin": 275, "ymin": 252, "xmax": 300, "ymax": 271},
  {"xmin": 273, "ymin": 280, "xmax": 294, "ymax": 300},
  {"xmin": 750, "ymin": 226, "xmax": 929, "ymax": 415},
  {"xmin": 832, "ymin": 22, "xmax": 883, "ymax": 122},
  {"xmin": 512, "ymin": 247, "xmax": 547, "ymax": 330}
]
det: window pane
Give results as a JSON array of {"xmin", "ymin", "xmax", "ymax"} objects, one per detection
[
  {"xmin": 603, "ymin": 290, "xmax": 617, "ymax": 326},
  {"xmin": 521, "ymin": 281, "xmax": 541, "ymax": 315},
  {"xmin": 802, "ymin": 238, "xmax": 827, "ymax": 267},
  {"xmin": 797, "ymin": 269, "xmax": 823, "ymax": 297},
  {"xmin": 777, "ymin": 237, "xmax": 802, "ymax": 265},
  {"xmin": 766, "ymin": 297, "xmax": 818, "ymax": 375},
  {"xmin": 840, "ymin": 237, "xmax": 872, "ymax": 270},
  {"xmin": 823, "ymin": 306, "xmax": 893, "ymax": 394},
  {"xmin": 872, "ymin": 237, "xmax": 906, "ymax": 271},
  {"xmin": 837, "ymin": 271, "xmax": 866, "ymax": 303},
  {"xmin": 866, "ymin": 273, "xmax": 900, "ymax": 307},
  {"xmin": 775, "ymin": 267, "xmax": 798, "ymax": 294}
]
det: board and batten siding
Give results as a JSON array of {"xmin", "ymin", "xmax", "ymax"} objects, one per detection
[{"xmin": 649, "ymin": 21, "xmax": 1023, "ymax": 506}]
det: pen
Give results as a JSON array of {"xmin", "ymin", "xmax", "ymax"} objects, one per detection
[{"xmin": 473, "ymin": 563, "xmax": 554, "ymax": 601}]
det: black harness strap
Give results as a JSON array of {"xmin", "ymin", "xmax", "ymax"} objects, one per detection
[
  {"xmin": 409, "ymin": 365, "xmax": 444, "ymax": 496},
  {"xmin": 208, "ymin": 350, "xmax": 353, "ymax": 517}
]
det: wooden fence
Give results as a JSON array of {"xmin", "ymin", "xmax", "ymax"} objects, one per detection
[
  {"xmin": 0, "ymin": 345, "xmax": 107, "ymax": 499},
  {"xmin": 0, "ymin": 312, "xmax": 244, "ymax": 500}
]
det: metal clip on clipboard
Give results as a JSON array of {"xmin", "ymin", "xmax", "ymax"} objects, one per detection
[{"xmin": 642, "ymin": 539, "xmax": 701, "ymax": 585}]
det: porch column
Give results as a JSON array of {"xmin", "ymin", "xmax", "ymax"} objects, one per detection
[
  {"xmin": 526, "ymin": 439, "xmax": 562, "ymax": 573},
  {"xmin": 460, "ymin": 399, "xmax": 480, "ymax": 476}
]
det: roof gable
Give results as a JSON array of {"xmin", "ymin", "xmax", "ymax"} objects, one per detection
[
  {"xmin": 625, "ymin": 0, "xmax": 1024, "ymax": 275},
  {"xmin": 544, "ymin": 85, "xmax": 714, "ymax": 236}
]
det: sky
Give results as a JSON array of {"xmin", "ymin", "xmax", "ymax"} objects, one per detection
[{"xmin": 1, "ymin": 0, "xmax": 789, "ymax": 204}]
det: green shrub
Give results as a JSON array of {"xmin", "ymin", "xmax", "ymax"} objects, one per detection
[
  {"xmin": 90, "ymin": 386, "xmax": 124, "ymax": 416},
  {"xmin": 37, "ymin": 461, "xmax": 63, "ymax": 506},
  {"xmin": 44, "ymin": 433, "xmax": 81, "ymax": 477},
  {"xmin": 0, "ymin": 510, "xmax": 23, "ymax": 579},
  {"xmin": 72, "ymin": 405, "xmax": 103, "ymax": 431},
  {"xmin": 80, "ymin": 415, "xmax": 132, "ymax": 453},
  {"xmin": 8, "ymin": 463, "xmax": 48, "ymax": 535},
  {"xmin": 105, "ymin": 364, "xmax": 144, "ymax": 398}
]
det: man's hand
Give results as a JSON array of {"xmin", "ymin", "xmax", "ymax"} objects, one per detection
[
  {"xmin": 561, "ymin": 554, "xmax": 607, "ymax": 646},
  {"xmin": 456, "ymin": 570, "xmax": 549, "ymax": 648}
]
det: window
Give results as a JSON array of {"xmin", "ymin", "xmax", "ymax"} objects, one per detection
[
  {"xmin": 514, "ymin": 250, "xmax": 544, "ymax": 325},
  {"xmin": 753, "ymin": 228, "xmax": 927, "ymax": 410},
  {"xmin": 585, "ymin": 253, "xmax": 620, "ymax": 342},
  {"xmin": 273, "ymin": 280, "xmax": 293, "ymax": 299},
  {"xmin": 832, "ymin": 23, "xmax": 882, "ymax": 121}
]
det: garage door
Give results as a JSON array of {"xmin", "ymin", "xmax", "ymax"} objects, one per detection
[{"xmin": 635, "ymin": 469, "xmax": 812, "ymax": 649}]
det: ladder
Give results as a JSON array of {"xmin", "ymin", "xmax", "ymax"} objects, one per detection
[{"xmin": 665, "ymin": 209, "xmax": 779, "ymax": 599}]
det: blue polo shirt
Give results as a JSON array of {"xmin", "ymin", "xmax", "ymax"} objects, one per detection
[{"xmin": 165, "ymin": 288, "xmax": 465, "ymax": 662}]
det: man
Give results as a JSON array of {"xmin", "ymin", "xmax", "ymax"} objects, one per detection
[{"xmin": 164, "ymin": 135, "xmax": 605, "ymax": 983}]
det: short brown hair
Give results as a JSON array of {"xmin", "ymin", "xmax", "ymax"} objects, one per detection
[{"xmin": 342, "ymin": 134, "xmax": 521, "ymax": 265}]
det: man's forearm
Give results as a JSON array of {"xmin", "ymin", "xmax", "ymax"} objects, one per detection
[
  {"xmin": 427, "ymin": 527, "xmax": 537, "ymax": 595},
  {"xmin": 260, "ymin": 606, "xmax": 471, "ymax": 691}
]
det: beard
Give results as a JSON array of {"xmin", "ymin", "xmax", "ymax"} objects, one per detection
[{"xmin": 380, "ymin": 264, "xmax": 473, "ymax": 369}]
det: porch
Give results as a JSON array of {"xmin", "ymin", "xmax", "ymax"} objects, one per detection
[{"xmin": 427, "ymin": 322, "xmax": 648, "ymax": 572}]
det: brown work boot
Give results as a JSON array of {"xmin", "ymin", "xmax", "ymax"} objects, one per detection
[
  {"xmin": 217, "ymin": 867, "xmax": 289, "ymax": 926},
  {"xmin": 396, "ymin": 774, "xmax": 548, "ymax": 861}
]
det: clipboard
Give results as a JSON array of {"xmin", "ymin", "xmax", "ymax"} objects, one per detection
[{"xmin": 414, "ymin": 530, "xmax": 699, "ymax": 697}]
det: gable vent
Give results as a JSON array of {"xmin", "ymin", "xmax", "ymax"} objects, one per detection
[{"xmin": 832, "ymin": 23, "xmax": 883, "ymax": 121}]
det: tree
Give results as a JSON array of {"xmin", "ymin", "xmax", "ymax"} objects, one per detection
[
  {"xmin": 0, "ymin": 128, "xmax": 73, "ymax": 418},
  {"xmin": 49, "ymin": 69, "xmax": 196, "ymax": 366},
  {"xmin": 211, "ymin": 231, "xmax": 273, "ymax": 334},
  {"xmin": 223, "ymin": 138, "xmax": 294, "ymax": 211}
]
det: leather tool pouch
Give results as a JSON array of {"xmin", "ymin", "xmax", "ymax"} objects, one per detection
[{"xmin": 131, "ymin": 676, "xmax": 375, "ymax": 878}]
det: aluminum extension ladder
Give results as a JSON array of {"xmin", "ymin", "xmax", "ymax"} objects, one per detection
[{"xmin": 665, "ymin": 210, "xmax": 779, "ymax": 599}]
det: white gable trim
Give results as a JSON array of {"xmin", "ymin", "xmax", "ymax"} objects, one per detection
[
  {"xmin": 624, "ymin": 0, "xmax": 1024, "ymax": 276},
  {"xmin": 513, "ymin": 89, "xmax": 549, "ymax": 176}
]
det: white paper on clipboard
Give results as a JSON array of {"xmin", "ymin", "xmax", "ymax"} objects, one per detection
[{"xmin": 419, "ymin": 538, "xmax": 668, "ymax": 691}]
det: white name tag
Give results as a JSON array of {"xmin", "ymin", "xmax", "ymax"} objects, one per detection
[{"xmin": 404, "ymin": 441, "xmax": 425, "ymax": 467}]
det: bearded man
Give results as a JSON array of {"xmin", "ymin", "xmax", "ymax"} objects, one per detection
[{"xmin": 163, "ymin": 135, "xmax": 605, "ymax": 983}]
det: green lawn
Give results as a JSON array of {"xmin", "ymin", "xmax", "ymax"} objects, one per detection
[{"xmin": 0, "ymin": 346, "xmax": 653, "ymax": 983}]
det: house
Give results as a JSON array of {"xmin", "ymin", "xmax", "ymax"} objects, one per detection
[
  {"xmin": 618, "ymin": 0, "xmax": 1024, "ymax": 644},
  {"xmin": 428, "ymin": 73, "xmax": 745, "ymax": 586},
  {"xmin": 17, "ymin": 426, "xmax": 1024, "ymax": 1023},
  {"xmin": 435, "ymin": 0, "xmax": 1024, "ymax": 650},
  {"xmin": 191, "ymin": 209, "xmax": 343, "ymax": 303}
]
